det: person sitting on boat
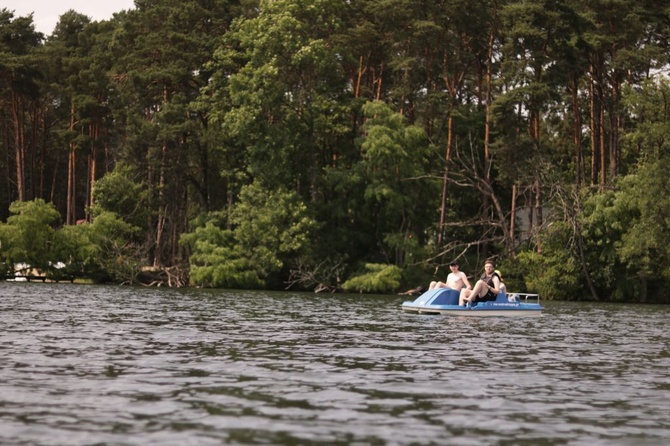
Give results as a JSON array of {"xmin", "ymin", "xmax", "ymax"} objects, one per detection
[
  {"xmin": 429, "ymin": 260, "xmax": 472, "ymax": 291},
  {"xmin": 458, "ymin": 260, "xmax": 501, "ymax": 306},
  {"xmin": 493, "ymin": 269, "xmax": 516, "ymax": 301}
]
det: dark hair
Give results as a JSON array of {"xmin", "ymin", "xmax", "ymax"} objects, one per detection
[{"xmin": 449, "ymin": 261, "xmax": 458, "ymax": 266}]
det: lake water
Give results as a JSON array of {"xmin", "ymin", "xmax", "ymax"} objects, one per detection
[{"xmin": 1, "ymin": 282, "xmax": 669, "ymax": 445}]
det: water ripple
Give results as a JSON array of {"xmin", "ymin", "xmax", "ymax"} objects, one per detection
[{"xmin": 1, "ymin": 283, "xmax": 670, "ymax": 445}]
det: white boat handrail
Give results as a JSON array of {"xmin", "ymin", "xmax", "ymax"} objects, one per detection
[{"xmin": 511, "ymin": 292, "xmax": 540, "ymax": 304}]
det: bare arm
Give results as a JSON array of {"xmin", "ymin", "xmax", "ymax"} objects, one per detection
[{"xmin": 490, "ymin": 276, "xmax": 501, "ymax": 294}]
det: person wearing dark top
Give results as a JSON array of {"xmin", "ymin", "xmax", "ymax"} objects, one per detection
[{"xmin": 458, "ymin": 260, "xmax": 501, "ymax": 306}]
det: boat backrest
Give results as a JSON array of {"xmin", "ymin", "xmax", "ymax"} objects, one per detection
[
  {"xmin": 494, "ymin": 290, "xmax": 508, "ymax": 303},
  {"xmin": 429, "ymin": 288, "xmax": 460, "ymax": 305}
]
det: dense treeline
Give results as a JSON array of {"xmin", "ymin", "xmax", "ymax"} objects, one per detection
[{"xmin": 1, "ymin": 0, "xmax": 670, "ymax": 302}]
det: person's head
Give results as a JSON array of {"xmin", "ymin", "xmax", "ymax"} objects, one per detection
[
  {"xmin": 449, "ymin": 261, "xmax": 459, "ymax": 270},
  {"xmin": 484, "ymin": 260, "xmax": 495, "ymax": 273}
]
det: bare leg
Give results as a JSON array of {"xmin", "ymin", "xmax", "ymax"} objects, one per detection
[
  {"xmin": 461, "ymin": 280, "xmax": 487, "ymax": 305},
  {"xmin": 430, "ymin": 281, "xmax": 450, "ymax": 290},
  {"xmin": 458, "ymin": 288, "xmax": 471, "ymax": 306}
]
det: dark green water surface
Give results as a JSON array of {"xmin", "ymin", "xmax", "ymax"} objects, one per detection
[{"xmin": 1, "ymin": 282, "xmax": 669, "ymax": 445}]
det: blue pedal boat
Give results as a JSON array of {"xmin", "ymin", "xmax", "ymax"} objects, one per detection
[{"xmin": 401, "ymin": 288, "xmax": 543, "ymax": 317}]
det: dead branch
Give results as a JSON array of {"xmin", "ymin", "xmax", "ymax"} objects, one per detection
[{"xmin": 286, "ymin": 258, "xmax": 346, "ymax": 293}]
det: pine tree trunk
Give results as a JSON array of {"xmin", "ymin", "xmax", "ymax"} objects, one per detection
[
  {"xmin": 87, "ymin": 122, "xmax": 98, "ymax": 222},
  {"xmin": 67, "ymin": 147, "xmax": 76, "ymax": 225},
  {"xmin": 609, "ymin": 81, "xmax": 620, "ymax": 181},
  {"xmin": 589, "ymin": 61, "xmax": 599, "ymax": 186},
  {"xmin": 66, "ymin": 101, "xmax": 77, "ymax": 225},
  {"xmin": 39, "ymin": 104, "xmax": 48, "ymax": 199},
  {"xmin": 535, "ymin": 179, "xmax": 543, "ymax": 226},
  {"xmin": 509, "ymin": 184, "xmax": 517, "ymax": 258},
  {"xmin": 599, "ymin": 95, "xmax": 606, "ymax": 188},
  {"xmin": 484, "ymin": 28, "xmax": 494, "ymax": 165},
  {"xmin": 437, "ymin": 111, "xmax": 453, "ymax": 247},
  {"xmin": 30, "ymin": 101, "xmax": 39, "ymax": 200},
  {"xmin": 571, "ymin": 77, "xmax": 583, "ymax": 187},
  {"xmin": 12, "ymin": 90, "xmax": 25, "ymax": 202},
  {"xmin": 154, "ymin": 143, "xmax": 167, "ymax": 268}
]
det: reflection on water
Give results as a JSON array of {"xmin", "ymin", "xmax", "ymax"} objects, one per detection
[{"xmin": 1, "ymin": 283, "xmax": 669, "ymax": 445}]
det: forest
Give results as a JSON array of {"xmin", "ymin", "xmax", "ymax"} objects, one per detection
[{"xmin": 1, "ymin": 0, "xmax": 670, "ymax": 302}]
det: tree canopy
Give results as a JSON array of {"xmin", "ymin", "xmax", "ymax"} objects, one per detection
[{"xmin": 1, "ymin": 0, "xmax": 670, "ymax": 302}]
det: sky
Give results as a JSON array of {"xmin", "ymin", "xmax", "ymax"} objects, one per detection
[{"xmin": 3, "ymin": 0, "xmax": 136, "ymax": 35}]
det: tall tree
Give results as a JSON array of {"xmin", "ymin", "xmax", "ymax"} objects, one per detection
[
  {"xmin": 357, "ymin": 101, "xmax": 431, "ymax": 266},
  {"xmin": 111, "ymin": 0, "xmax": 240, "ymax": 267},
  {"xmin": 45, "ymin": 11, "xmax": 93, "ymax": 225},
  {"xmin": 211, "ymin": 0, "xmax": 351, "ymax": 200},
  {"xmin": 428, "ymin": 0, "xmax": 493, "ymax": 248},
  {"xmin": 580, "ymin": 0, "xmax": 667, "ymax": 187},
  {"xmin": 0, "ymin": 10, "xmax": 43, "ymax": 205},
  {"xmin": 494, "ymin": 0, "xmax": 588, "ymax": 252}
]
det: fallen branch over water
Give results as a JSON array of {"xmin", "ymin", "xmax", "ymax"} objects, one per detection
[{"xmin": 138, "ymin": 265, "xmax": 189, "ymax": 287}]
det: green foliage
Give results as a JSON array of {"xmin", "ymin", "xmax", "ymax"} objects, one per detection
[
  {"xmin": 342, "ymin": 263, "xmax": 403, "ymax": 294},
  {"xmin": 356, "ymin": 101, "xmax": 433, "ymax": 265},
  {"xmin": 580, "ymin": 158, "xmax": 670, "ymax": 301},
  {"xmin": 92, "ymin": 166, "xmax": 150, "ymax": 231},
  {"xmin": 616, "ymin": 165, "xmax": 670, "ymax": 279},
  {"xmin": 50, "ymin": 224, "xmax": 93, "ymax": 281},
  {"xmin": 516, "ymin": 229, "xmax": 583, "ymax": 301},
  {"xmin": 360, "ymin": 101, "xmax": 429, "ymax": 208},
  {"xmin": 503, "ymin": 79, "xmax": 670, "ymax": 302},
  {"xmin": 211, "ymin": 0, "xmax": 350, "ymax": 191},
  {"xmin": 514, "ymin": 75, "xmax": 670, "ymax": 303},
  {"xmin": 181, "ymin": 182, "xmax": 316, "ymax": 288},
  {"xmin": 578, "ymin": 189, "xmax": 629, "ymax": 298},
  {"xmin": 84, "ymin": 211, "xmax": 144, "ymax": 283},
  {"xmin": 181, "ymin": 222, "xmax": 263, "ymax": 289},
  {"xmin": 493, "ymin": 259, "xmax": 526, "ymax": 294},
  {"xmin": 0, "ymin": 200, "xmax": 61, "ymax": 273},
  {"xmin": 533, "ymin": 149, "xmax": 670, "ymax": 302},
  {"xmin": 0, "ymin": 199, "xmax": 143, "ymax": 283},
  {"xmin": 621, "ymin": 80, "xmax": 670, "ymax": 168},
  {"xmin": 230, "ymin": 183, "xmax": 317, "ymax": 275}
]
